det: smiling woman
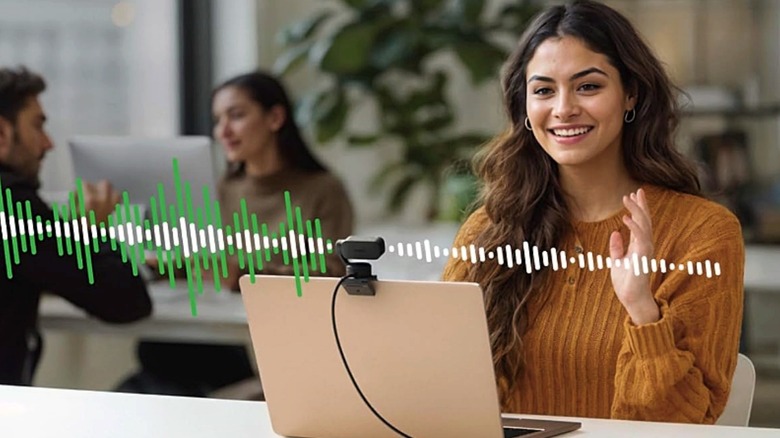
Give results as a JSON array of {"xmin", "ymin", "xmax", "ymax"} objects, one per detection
[
  {"xmin": 443, "ymin": 0, "xmax": 745, "ymax": 425},
  {"xmin": 525, "ymin": 41, "xmax": 635, "ymax": 174}
]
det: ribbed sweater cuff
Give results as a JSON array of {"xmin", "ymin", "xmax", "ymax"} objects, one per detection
[{"xmin": 625, "ymin": 300, "xmax": 676, "ymax": 359}]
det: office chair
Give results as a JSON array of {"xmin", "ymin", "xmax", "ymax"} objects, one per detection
[{"xmin": 716, "ymin": 353, "xmax": 756, "ymax": 427}]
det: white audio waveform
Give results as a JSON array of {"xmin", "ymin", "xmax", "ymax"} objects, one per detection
[
  {"xmin": 387, "ymin": 239, "xmax": 722, "ymax": 278},
  {"xmin": 0, "ymin": 213, "xmax": 334, "ymax": 258},
  {"xmin": 0, "ymin": 211, "xmax": 723, "ymax": 279}
]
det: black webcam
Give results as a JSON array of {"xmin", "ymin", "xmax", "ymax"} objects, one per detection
[
  {"xmin": 335, "ymin": 236, "xmax": 385, "ymax": 296},
  {"xmin": 336, "ymin": 236, "xmax": 385, "ymax": 261}
]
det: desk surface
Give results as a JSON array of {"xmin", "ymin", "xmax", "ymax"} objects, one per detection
[
  {"xmin": 0, "ymin": 385, "xmax": 777, "ymax": 438},
  {"xmin": 39, "ymin": 281, "xmax": 250, "ymax": 344},
  {"xmin": 36, "ymin": 244, "xmax": 780, "ymax": 344}
]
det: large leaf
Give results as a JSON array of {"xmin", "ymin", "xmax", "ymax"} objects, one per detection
[
  {"xmin": 374, "ymin": 84, "xmax": 400, "ymax": 110},
  {"xmin": 327, "ymin": 71, "xmax": 380, "ymax": 90},
  {"xmin": 439, "ymin": 170, "xmax": 479, "ymax": 221},
  {"xmin": 451, "ymin": 0, "xmax": 486, "ymax": 24},
  {"xmin": 374, "ymin": 84, "xmax": 404, "ymax": 132},
  {"xmin": 312, "ymin": 21, "xmax": 383, "ymax": 75},
  {"xmin": 404, "ymin": 92, "xmax": 440, "ymax": 113},
  {"xmin": 358, "ymin": 0, "xmax": 400, "ymax": 20},
  {"xmin": 295, "ymin": 88, "xmax": 330, "ymax": 128},
  {"xmin": 405, "ymin": 142, "xmax": 440, "ymax": 167},
  {"xmin": 276, "ymin": 10, "xmax": 334, "ymax": 46},
  {"xmin": 420, "ymin": 25, "xmax": 462, "ymax": 51},
  {"xmin": 410, "ymin": 0, "xmax": 446, "ymax": 15},
  {"xmin": 272, "ymin": 42, "xmax": 313, "ymax": 76},
  {"xmin": 428, "ymin": 70, "xmax": 447, "ymax": 94},
  {"xmin": 397, "ymin": 71, "xmax": 447, "ymax": 115},
  {"xmin": 313, "ymin": 88, "xmax": 349, "ymax": 143},
  {"xmin": 369, "ymin": 22, "xmax": 421, "ymax": 70},
  {"xmin": 452, "ymin": 39, "xmax": 507, "ymax": 84},
  {"xmin": 347, "ymin": 133, "xmax": 380, "ymax": 147},
  {"xmin": 340, "ymin": 0, "xmax": 371, "ymax": 8},
  {"xmin": 415, "ymin": 108, "xmax": 454, "ymax": 132}
]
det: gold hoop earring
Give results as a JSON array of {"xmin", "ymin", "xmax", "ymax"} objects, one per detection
[
  {"xmin": 624, "ymin": 108, "xmax": 636, "ymax": 123},
  {"xmin": 524, "ymin": 117, "xmax": 533, "ymax": 131}
]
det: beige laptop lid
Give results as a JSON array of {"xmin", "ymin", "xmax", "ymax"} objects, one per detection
[{"xmin": 239, "ymin": 274, "xmax": 505, "ymax": 438}]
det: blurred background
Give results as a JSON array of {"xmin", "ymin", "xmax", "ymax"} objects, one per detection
[{"xmin": 0, "ymin": 0, "xmax": 778, "ymax": 427}]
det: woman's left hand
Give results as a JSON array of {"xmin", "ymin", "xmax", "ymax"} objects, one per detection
[{"xmin": 609, "ymin": 188, "xmax": 660, "ymax": 325}]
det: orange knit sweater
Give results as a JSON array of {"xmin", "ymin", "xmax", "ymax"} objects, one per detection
[{"xmin": 442, "ymin": 184, "xmax": 744, "ymax": 423}]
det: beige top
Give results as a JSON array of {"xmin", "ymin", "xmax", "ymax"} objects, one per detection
[{"xmin": 217, "ymin": 168, "xmax": 354, "ymax": 282}]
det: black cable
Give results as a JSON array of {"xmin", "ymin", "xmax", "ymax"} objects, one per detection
[{"xmin": 331, "ymin": 275, "xmax": 413, "ymax": 438}]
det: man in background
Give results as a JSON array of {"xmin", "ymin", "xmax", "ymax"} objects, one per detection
[{"xmin": 0, "ymin": 66, "xmax": 152, "ymax": 385}]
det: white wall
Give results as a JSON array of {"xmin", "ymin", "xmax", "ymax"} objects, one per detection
[
  {"xmin": 126, "ymin": 0, "xmax": 180, "ymax": 138},
  {"xmin": 212, "ymin": 0, "xmax": 259, "ymax": 85}
]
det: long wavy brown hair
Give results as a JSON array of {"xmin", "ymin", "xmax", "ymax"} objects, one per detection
[{"xmin": 467, "ymin": 0, "xmax": 703, "ymax": 408}]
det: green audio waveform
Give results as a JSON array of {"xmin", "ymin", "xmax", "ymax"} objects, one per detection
[{"xmin": 0, "ymin": 159, "xmax": 334, "ymax": 315}]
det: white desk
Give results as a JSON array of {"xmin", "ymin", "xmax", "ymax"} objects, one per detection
[
  {"xmin": 39, "ymin": 281, "xmax": 250, "ymax": 344},
  {"xmin": 0, "ymin": 385, "xmax": 777, "ymax": 437}
]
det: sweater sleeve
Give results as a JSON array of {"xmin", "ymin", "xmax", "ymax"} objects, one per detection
[{"xmin": 611, "ymin": 210, "xmax": 744, "ymax": 423}]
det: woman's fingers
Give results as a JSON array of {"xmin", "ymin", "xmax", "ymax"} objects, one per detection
[
  {"xmin": 609, "ymin": 229, "xmax": 624, "ymax": 261},
  {"xmin": 622, "ymin": 193, "xmax": 651, "ymax": 235},
  {"xmin": 636, "ymin": 188, "xmax": 651, "ymax": 217}
]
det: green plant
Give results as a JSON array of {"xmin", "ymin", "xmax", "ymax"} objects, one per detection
[{"xmin": 274, "ymin": 0, "xmax": 540, "ymax": 221}]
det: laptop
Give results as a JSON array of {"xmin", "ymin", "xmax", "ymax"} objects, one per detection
[
  {"xmin": 68, "ymin": 135, "xmax": 217, "ymax": 217},
  {"xmin": 239, "ymin": 275, "xmax": 581, "ymax": 438}
]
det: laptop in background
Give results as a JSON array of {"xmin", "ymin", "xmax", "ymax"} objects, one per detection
[
  {"xmin": 68, "ymin": 135, "xmax": 217, "ymax": 216},
  {"xmin": 239, "ymin": 275, "xmax": 581, "ymax": 438}
]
